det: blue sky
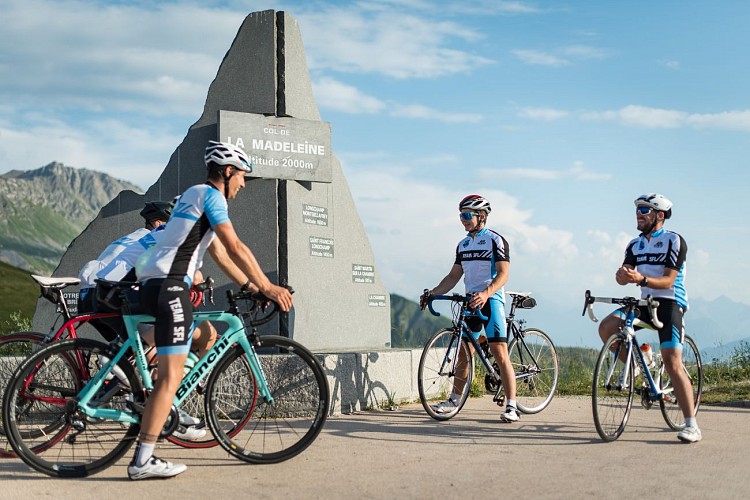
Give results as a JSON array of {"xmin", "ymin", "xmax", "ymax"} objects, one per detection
[{"xmin": 1, "ymin": 0, "xmax": 748, "ymax": 346}]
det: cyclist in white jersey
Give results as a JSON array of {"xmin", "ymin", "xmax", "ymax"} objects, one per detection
[
  {"xmin": 127, "ymin": 141, "xmax": 293, "ymax": 480},
  {"xmin": 598, "ymin": 193, "xmax": 700, "ymax": 443},
  {"xmin": 420, "ymin": 195, "xmax": 519, "ymax": 422},
  {"xmin": 77, "ymin": 201, "xmax": 173, "ymax": 341}
]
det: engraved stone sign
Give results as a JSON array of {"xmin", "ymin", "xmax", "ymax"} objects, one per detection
[{"xmin": 219, "ymin": 111, "xmax": 332, "ymax": 183}]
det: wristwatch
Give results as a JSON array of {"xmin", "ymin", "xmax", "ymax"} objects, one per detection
[{"xmin": 638, "ymin": 276, "xmax": 649, "ymax": 287}]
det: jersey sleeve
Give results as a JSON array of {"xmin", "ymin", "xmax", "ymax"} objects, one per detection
[
  {"xmin": 203, "ymin": 188, "xmax": 230, "ymax": 227},
  {"xmin": 492, "ymin": 234, "xmax": 510, "ymax": 263},
  {"xmin": 666, "ymin": 234, "xmax": 687, "ymax": 270},
  {"xmin": 623, "ymin": 239, "xmax": 638, "ymax": 267}
]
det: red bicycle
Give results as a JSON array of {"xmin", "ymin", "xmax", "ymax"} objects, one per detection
[{"xmin": 0, "ymin": 274, "xmax": 224, "ymax": 457}]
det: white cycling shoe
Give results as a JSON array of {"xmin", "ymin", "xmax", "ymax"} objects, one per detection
[{"xmin": 128, "ymin": 456, "xmax": 187, "ymax": 480}]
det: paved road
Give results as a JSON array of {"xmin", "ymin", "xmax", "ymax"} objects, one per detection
[{"xmin": 1, "ymin": 396, "xmax": 747, "ymax": 499}]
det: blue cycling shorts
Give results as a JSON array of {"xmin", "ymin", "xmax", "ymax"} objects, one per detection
[{"xmin": 464, "ymin": 297, "xmax": 507, "ymax": 343}]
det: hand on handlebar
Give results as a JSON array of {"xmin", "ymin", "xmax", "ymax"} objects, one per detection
[
  {"xmin": 419, "ymin": 289, "xmax": 431, "ymax": 310},
  {"xmin": 262, "ymin": 284, "xmax": 293, "ymax": 312}
]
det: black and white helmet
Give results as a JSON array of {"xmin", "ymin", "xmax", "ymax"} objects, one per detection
[
  {"xmin": 634, "ymin": 193, "xmax": 673, "ymax": 219},
  {"xmin": 459, "ymin": 194, "xmax": 492, "ymax": 214},
  {"xmin": 204, "ymin": 141, "xmax": 253, "ymax": 173}
]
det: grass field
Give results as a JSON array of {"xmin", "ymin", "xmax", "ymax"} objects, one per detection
[{"xmin": 0, "ymin": 261, "xmax": 37, "ymax": 334}]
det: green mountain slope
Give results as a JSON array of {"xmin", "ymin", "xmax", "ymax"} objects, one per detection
[
  {"xmin": 390, "ymin": 293, "xmax": 452, "ymax": 348},
  {"xmin": 0, "ymin": 162, "xmax": 142, "ymax": 273}
]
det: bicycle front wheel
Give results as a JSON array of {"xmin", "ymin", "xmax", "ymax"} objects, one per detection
[
  {"xmin": 592, "ymin": 334, "xmax": 635, "ymax": 442},
  {"xmin": 509, "ymin": 328, "xmax": 558, "ymax": 414},
  {"xmin": 417, "ymin": 328, "xmax": 473, "ymax": 421},
  {"xmin": 0, "ymin": 331, "xmax": 47, "ymax": 458},
  {"xmin": 205, "ymin": 336, "xmax": 329, "ymax": 464},
  {"xmin": 660, "ymin": 334, "xmax": 703, "ymax": 430},
  {"xmin": 3, "ymin": 339, "xmax": 143, "ymax": 477}
]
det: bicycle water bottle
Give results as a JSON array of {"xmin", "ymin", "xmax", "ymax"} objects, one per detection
[{"xmin": 640, "ymin": 343, "xmax": 654, "ymax": 368}]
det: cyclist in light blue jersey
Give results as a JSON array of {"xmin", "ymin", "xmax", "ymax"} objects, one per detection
[
  {"xmin": 127, "ymin": 141, "xmax": 293, "ymax": 480},
  {"xmin": 598, "ymin": 193, "xmax": 700, "ymax": 443},
  {"xmin": 420, "ymin": 195, "xmax": 519, "ymax": 422}
]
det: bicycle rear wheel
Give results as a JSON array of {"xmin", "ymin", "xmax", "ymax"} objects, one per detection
[
  {"xmin": 660, "ymin": 334, "xmax": 703, "ymax": 430},
  {"xmin": 205, "ymin": 336, "xmax": 329, "ymax": 464},
  {"xmin": 3, "ymin": 339, "xmax": 143, "ymax": 477},
  {"xmin": 592, "ymin": 334, "xmax": 635, "ymax": 442},
  {"xmin": 0, "ymin": 332, "xmax": 47, "ymax": 458},
  {"xmin": 417, "ymin": 328, "xmax": 473, "ymax": 421},
  {"xmin": 167, "ymin": 353, "xmax": 258, "ymax": 449},
  {"xmin": 509, "ymin": 328, "xmax": 558, "ymax": 414}
]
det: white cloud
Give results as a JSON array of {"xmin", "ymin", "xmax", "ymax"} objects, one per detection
[
  {"xmin": 512, "ymin": 49, "xmax": 569, "ymax": 67},
  {"xmin": 658, "ymin": 59, "xmax": 681, "ymax": 70},
  {"xmin": 583, "ymin": 105, "xmax": 750, "ymax": 131},
  {"xmin": 480, "ymin": 161, "xmax": 611, "ymax": 181},
  {"xmin": 390, "ymin": 104, "xmax": 483, "ymax": 123},
  {"xmin": 519, "ymin": 107, "xmax": 569, "ymax": 121},
  {"xmin": 312, "ymin": 77, "xmax": 386, "ymax": 114},
  {"xmin": 297, "ymin": 5, "xmax": 494, "ymax": 78},
  {"xmin": 512, "ymin": 45, "xmax": 609, "ymax": 67}
]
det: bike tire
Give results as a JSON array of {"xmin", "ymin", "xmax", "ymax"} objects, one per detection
[
  {"xmin": 509, "ymin": 328, "xmax": 559, "ymax": 414},
  {"xmin": 0, "ymin": 332, "xmax": 50, "ymax": 458},
  {"xmin": 3, "ymin": 338, "xmax": 143, "ymax": 477},
  {"xmin": 417, "ymin": 328, "xmax": 473, "ymax": 421},
  {"xmin": 660, "ymin": 334, "xmax": 703, "ymax": 430},
  {"xmin": 205, "ymin": 336, "xmax": 329, "ymax": 464},
  {"xmin": 592, "ymin": 333, "xmax": 635, "ymax": 442}
]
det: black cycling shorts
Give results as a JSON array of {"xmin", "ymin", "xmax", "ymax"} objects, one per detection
[{"xmin": 139, "ymin": 278, "xmax": 194, "ymax": 355}]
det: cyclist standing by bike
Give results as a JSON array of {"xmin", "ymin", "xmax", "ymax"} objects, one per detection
[
  {"xmin": 420, "ymin": 194, "xmax": 519, "ymax": 422},
  {"xmin": 598, "ymin": 193, "xmax": 700, "ymax": 443},
  {"xmin": 127, "ymin": 141, "xmax": 293, "ymax": 480}
]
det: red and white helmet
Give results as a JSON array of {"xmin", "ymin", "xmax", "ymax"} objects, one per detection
[
  {"xmin": 459, "ymin": 194, "xmax": 491, "ymax": 214},
  {"xmin": 634, "ymin": 193, "xmax": 672, "ymax": 219}
]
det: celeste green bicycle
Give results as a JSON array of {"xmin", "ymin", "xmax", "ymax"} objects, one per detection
[{"xmin": 2, "ymin": 282, "xmax": 329, "ymax": 477}]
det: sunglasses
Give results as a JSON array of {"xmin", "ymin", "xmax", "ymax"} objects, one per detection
[
  {"xmin": 460, "ymin": 212, "xmax": 478, "ymax": 221},
  {"xmin": 636, "ymin": 206, "xmax": 653, "ymax": 215}
]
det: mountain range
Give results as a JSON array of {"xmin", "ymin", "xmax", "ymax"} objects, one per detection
[
  {"xmin": 0, "ymin": 162, "xmax": 141, "ymax": 273},
  {"xmin": 1, "ymin": 163, "xmax": 749, "ymax": 356}
]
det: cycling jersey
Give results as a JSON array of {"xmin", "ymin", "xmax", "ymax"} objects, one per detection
[
  {"xmin": 623, "ymin": 228, "xmax": 688, "ymax": 310},
  {"xmin": 97, "ymin": 225, "xmax": 166, "ymax": 282},
  {"xmin": 136, "ymin": 183, "xmax": 229, "ymax": 286},
  {"xmin": 78, "ymin": 227, "xmax": 150, "ymax": 287},
  {"xmin": 454, "ymin": 228, "xmax": 510, "ymax": 301}
]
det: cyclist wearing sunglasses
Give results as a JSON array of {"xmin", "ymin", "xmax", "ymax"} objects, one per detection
[
  {"xmin": 598, "ymin": 193, "xmax": 700, "ymax": 443},
  {"xmin": 419, "ymin": 194, "xmax": 518, "ymax": 422},
  {"xmin": 127, "ymin": 141, "xmax": 293, "ymax": 480}
]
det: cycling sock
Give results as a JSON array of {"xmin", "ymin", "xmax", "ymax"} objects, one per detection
[
  {"xmin": 450, "ymin": 392, "xmax": 459, "ymax": 402},
  {"xmin": 133, "ymin": 441, "xmax": 155, "ymax": 467},
  {"xmin": 685, "ymin": 416, "xmax": 697, "ymax": 428},
  {"xmin": 507, "ymin": 399, "xmax": 517, "ymax": 409}
]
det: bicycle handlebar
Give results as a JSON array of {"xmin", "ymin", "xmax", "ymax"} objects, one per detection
[
  {"xmin": 582, "ymin": 290, "xmax": 663, "ymax": 329},
  {"xmin": 425, "ymin": 293, "xmax": 489, "ymax": 321},
  {"xmin": 226, "ymin": 285, "xmax": 295, "ymax": 327}
]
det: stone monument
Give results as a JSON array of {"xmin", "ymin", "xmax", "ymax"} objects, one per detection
[{"xmin": 35, "ymin": 10, "xmax": 391, "ymax": 352}]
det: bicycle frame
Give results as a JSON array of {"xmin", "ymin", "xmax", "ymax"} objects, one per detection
[
  {"xmin": 584, "ymin": 290, "xmax": 666, "ymax": 402},
  {"xmin": 605, "ymin": 309, "xmax": 663, "ymax": 401},
  {"xmin": 429, "ymin": 294, "xmax": 542, "ymax": 386},
  {"xmin": 74, "ymin": 310, "xmax": 273, "ymax": 425}
]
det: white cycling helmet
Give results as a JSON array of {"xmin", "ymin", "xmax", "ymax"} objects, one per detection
[
  {"xmin": 459, "ymin": 194, "xmax": 492, "ymax": 214},
  {"xmin": 634, "ymin": 193, "xmax": 672, "ymax": 219},
  {"xmin": 204, "ymin": 141, "xmax": 253, "ymax": 173}
]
